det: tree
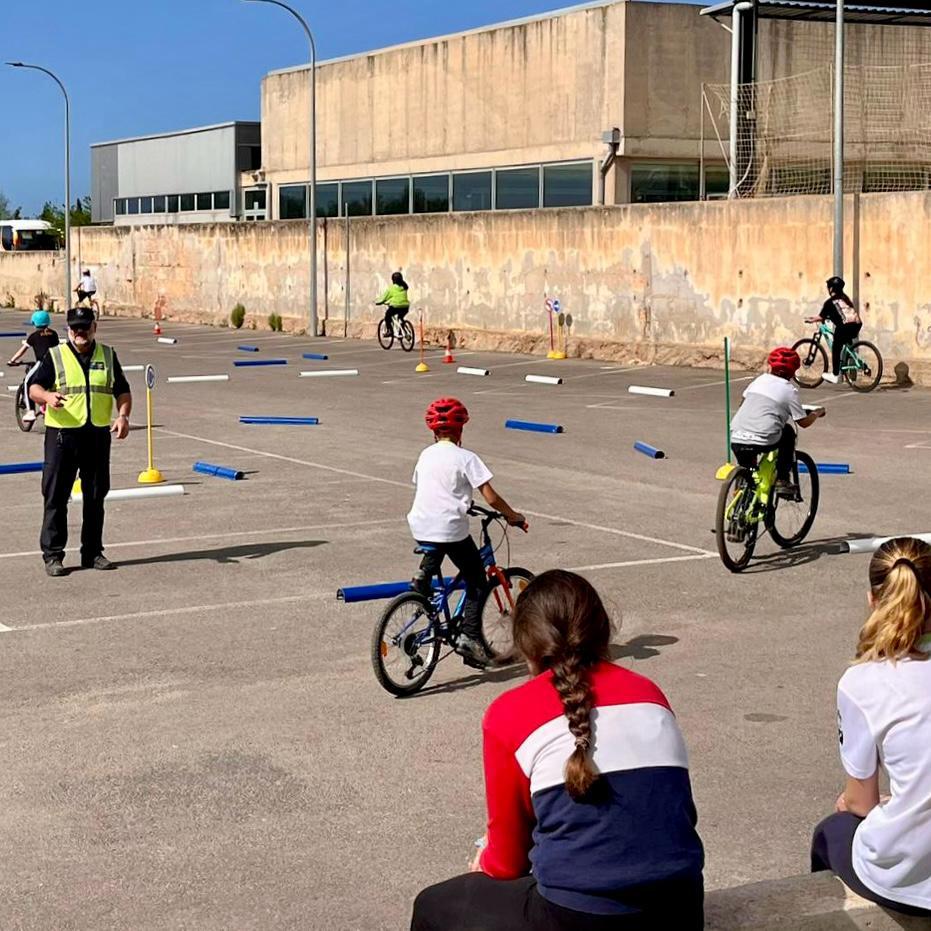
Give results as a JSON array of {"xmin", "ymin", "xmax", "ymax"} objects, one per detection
[
  {"xmin": 38, "ymin": 196, "xmax": 92, "ymax": 233},
  {"xmin": 0, "ymin": 191, "xmax": 21, "ymax": 220}
]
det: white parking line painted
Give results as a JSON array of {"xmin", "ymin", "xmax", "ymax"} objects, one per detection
[
  {"xmin": 677, "ymin": 375, "xmax": 754, "ymax": 391},
  {"xmin": 567, "ymin": 365, "xmax": 643, "ymax": 383},
  {"xmin": 569, "ymin": 553, "xmax": 717, "ymax": 572},
  {"xmin": 3, "ymin": 593, "xmax": 327, "ymax": 634}
]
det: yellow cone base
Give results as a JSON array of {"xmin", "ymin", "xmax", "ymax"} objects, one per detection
[
  {"xmin": 138, "ymin": 468, "xmax": 165, "ymax": 485},
  {"xmin": 415, "ymin": 362, "xmax": 430, "ymax": 373},
  {"xmin": 547, "ymin": 350, "xmax": 567, "ymax": 360},
  {"xmin": 72, "ymin": 479, "xmax": 82, "ymax": 496},
  {"xmin": 715, "ymin": 462, "xmax": 736, "ymax": 481}
]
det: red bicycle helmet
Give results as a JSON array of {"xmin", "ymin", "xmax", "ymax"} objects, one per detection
[
  {"xmin": 425, "ymin": 397, "xmax": 469, "ymax": 435},
  {"xmin": 768, "ymin": 346, "xmax": 801, "ymax": 378}
]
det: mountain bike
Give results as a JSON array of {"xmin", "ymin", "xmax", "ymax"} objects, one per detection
[
  {"xmin": 371, "ymin": 505, "xmax": 533, "ymax": 696},
  {"xmin": 793, "ymin": 322, "xmax": 883, "ymax": 392},
  {"xmin": 9, "ymin": 360, "xmax": 43, "ymax": 433},
  {"xmin": 376, "ymin": 307, "xmax": 415, "ymax": 352},
  {"xmin": 715, "ymin": 448, "xmax": 820, "ymax": 572}
]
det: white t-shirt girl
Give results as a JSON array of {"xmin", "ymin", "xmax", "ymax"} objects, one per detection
[{"xmin": 837, "ymin": 640, "xmax": 931, "ymax": 910}]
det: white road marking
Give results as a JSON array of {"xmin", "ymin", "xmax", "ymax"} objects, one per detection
[
  {"xmin": 677, "ymin": 375, "xmax": 754, "ymax": 391},
  {"xmin": 567, "ymin": 365, "xmax": 643, "ymax": 383},
  {"xmin": 0, "ymin": 622, "xmax": 12, "ymax": 632},
  {"xmin": 569, "ymin": 554, "xmax": 717, "ymax": 572},
  {"xmin": 2, "ymin": 593, "xmax": 327, "ymax": 634},
  {"xmin": 806, "ymin": 391, "xmax": 863, "ymax": 406}
]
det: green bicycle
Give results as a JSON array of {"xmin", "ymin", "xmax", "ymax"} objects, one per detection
[
  {"xmin": 715, "ymin": 448, "xmax": 820, "ymax": 572},
  {"xmin": 793, "ymin": 323, "xmax": 883, "ymax": 392}
]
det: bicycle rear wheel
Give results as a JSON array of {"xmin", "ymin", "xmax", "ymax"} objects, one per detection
[
  {"xmin": 399, "ymin": 319, "xmax": 415, "ymax": 352},
  {"xmin": 14, "ymin": 385, "xmax": 33, "ymax": 433},
  {"xmin": 768, "ymin": 451, "xmax": 820, "ymax": 548},
  {"xmin": 478, "ymin": 567, "xmax": 534, "ymax": 663},
  {"xmin": 792, "ymin": 339, "xmax": 827, "ymax": 389},
  {"xmin": 844, "ymin": 340, "xmax": 883, "ymax": 393},
  {"xmin": 377, "ymin": 319, "xmax": 394, "ymax": 350},
  {"xmin": 715, "ymin": 466, "xmax": 758, "ymax": 572},
  {"xmin": 371, "ymin": 593, "xmax": 440, "ymax": 696}
]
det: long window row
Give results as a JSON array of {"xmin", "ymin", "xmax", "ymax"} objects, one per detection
[
  {"xmin": 278, "ymin": 161, "xmax": 594, "ymax": 220},
  {"xmin": 114, "ymin": 191, "xmax": 232, "ymax": 217}
]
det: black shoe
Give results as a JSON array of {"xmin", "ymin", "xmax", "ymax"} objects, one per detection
[
  {"xmin": 775, "ymin": 479, "xmax": 799, "ymax": 500},
  {"xmin": 82, "ymin": 555, "xmax": 115, "ymax": 570},
  {"xmin": 455, "ymin": 635, "xmax": 490, "ymax": 669},
  {"xmin": 45, "ymin": 558, "xmax": 66, "ymax": 578}
]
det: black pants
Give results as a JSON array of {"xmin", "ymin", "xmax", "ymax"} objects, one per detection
[
  {"xmin": 732, "ymin": 425, "xmax": 796, "ymax": 482},
  {"xmin": 414, "ymin": 537, "xmax": 486, "ymax": 640},
  {"xmin": 41, "ymin": 427, "xmax": 111, "ymax": 563},
  {"xmin": 832, "ymin": 322, "xmax": 862, "ymax": 376},
  {"xmin": 411, "ymin": 873, "xmax": 704, "ymax": 931},
  {"xmin": 385, "ymin": 306, "xmax": 409, "ymax": 331},
  {"xmin": 811, "ymin": 812, "xmax": 931, "ymax": 917}
]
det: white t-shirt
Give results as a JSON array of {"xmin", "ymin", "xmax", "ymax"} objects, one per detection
[
  {"xmin": 407, "ymin": 441, "xmax": 493, "ymax": 543},
  {"xmin": 837, "ymin": 646, "xmax": 931, "ymax": 910},
  {"xmin": 81, "ymin": 274, "xmax": 97, "ymax": 292},
  {"xmin": 730, "ymin": 373, "xmax": 807, "ymax": 445}
]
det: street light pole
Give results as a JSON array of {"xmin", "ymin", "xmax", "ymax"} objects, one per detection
[
  {"xmin": 243, "ymin": 0, "xmax": 319, "ymax": 336},
  {"xmin": 833, "ymin": 0, "xmax": 846, "ymax": 278},
  {"xmin": 7, "ymin": 62, "xmax": 72, "ymax": 310}
]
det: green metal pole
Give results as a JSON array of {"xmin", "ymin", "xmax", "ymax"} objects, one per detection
[{"xmin": 724, "ymin": 336, "xmax": 732, "ymax": 463}]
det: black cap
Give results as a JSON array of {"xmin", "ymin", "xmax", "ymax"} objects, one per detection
[{"xmin": 67, "ymin": 306, "xmax": 96, "ymax": 329}]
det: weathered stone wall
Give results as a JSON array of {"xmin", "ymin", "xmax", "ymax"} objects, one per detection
[{"xmin": 2, "ymin": 193, "xmax": 929, "ymax": 378}]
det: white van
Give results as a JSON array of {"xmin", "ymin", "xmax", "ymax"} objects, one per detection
[{"xmin": 0, "ymin": 220, "xmax": 60, "ymax": 253}]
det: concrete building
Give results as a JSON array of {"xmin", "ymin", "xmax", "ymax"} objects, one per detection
[{"xmin": 91, "ymin": 122, "xmax": 261, "ymax": 225}]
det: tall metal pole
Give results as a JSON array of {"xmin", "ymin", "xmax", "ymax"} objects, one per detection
[
  {"xmin": 7, "ymin": 62, "xmax": 71, "ymax": 309},
  {"xmin": 243, "ymin": 0, "xmax": 319, "ymax": 336},
  {"xmin": 833, "ymin": 0, "xmax": 846, "ymax": 277}
]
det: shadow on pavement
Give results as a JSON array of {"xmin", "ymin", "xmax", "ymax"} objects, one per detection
[
  {"xmin": 611, "ymin": 634, "xmax": 679, "ymax": 661},
  {"xmin": 743, "ymin": 532, "xmax": 876, "ymax": 574},
  {"xmin": 114, "ymin": 539, "xmax": 326, "ymax": 567},
  {"xmin": 409, "ymin": 661, "xmax": 528, "ymax": 699}
]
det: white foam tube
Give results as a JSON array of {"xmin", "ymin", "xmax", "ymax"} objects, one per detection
[
  {"xmin": 72, "ymin": 484, "xmax": 185, "ymax": 503},
  {"xmin": 123, "ymin": 365, "xmax": 145, "ymax": 373},
  {"xmin": 6, "ymin": 384, "xmax": 18, "ymax": 392},
  {"xmin": 845, "ymin": 533, "xmax": 931, "ymax": 555},
  {"xmin": 157, "ymin": 337, "xmax": 177, "ymax": 345},
  {"xmin": 628, "ymin": 386, "xmax": 675, "ymax": 398},
  {"xmin": 458, "ymin": 367, "xmax": 490, "ymax": 377},
  {"xmin": 299, "ymin": 370, "xmax": 359, "ymax": 377},
  {"xmin": 525, "ymin": 375, "xmax": 563, "ymax": 386},
  {"xmin": 167, "ymin": 374, "xmax": 230, "ymax": 384}
]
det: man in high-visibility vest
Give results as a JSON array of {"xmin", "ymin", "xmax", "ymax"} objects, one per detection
[{"xmin": 29, "ymin": 306, "xmax": 132, "ymax": 577}]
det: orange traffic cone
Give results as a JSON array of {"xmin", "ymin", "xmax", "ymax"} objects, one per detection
[
  {"xmin": 443, "ymin": 337, "xmax": 456, "ymax": 364},
  {"xmin": 153, "ymin": 321, "xmax": 162, "ymax": 336}
]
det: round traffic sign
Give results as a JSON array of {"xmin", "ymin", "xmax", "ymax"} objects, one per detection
[{"xmin": 145, "ymin": 364, "xmax": 156, "ymax": 390}]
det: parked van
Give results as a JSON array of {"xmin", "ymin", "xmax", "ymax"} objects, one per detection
[{"xmin": 0, "ymin": 220, "xmax": 60, "ymax": 253}]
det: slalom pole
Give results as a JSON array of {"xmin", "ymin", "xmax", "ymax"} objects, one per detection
[
  {"xmin": 415, "ymin": 312, "xmax": 429, "ymax": 373},
  {"xmin": 724, "ymin": 336, "xmax": 732, "ymax": 462}
]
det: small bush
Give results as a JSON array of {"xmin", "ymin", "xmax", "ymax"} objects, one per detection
[
  {"xmin": 268, "ymin": 312, "xmax": 283, "ymax": 332},
  {"xmin": 34, "ymin": 291, "xmax": 49, "ymax": 311},
  {"xmin": 2, "ymin": 293, "xmax": 14, "ymax": 309},
  {"xmin": 231, "ymin": 303, "xmax": 246, "ymax": 329}
]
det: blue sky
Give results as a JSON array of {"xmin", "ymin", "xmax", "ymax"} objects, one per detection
[{"xmin": 0, "ymin": 0, "xmax": 615, "ymax": 216}]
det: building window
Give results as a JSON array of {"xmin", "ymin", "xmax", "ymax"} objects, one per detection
[
  {"xmin": 167, "ymin": 195, "xmax": 179, "ymax": 213},
  {"xmin": 127, "ymin": 198, "xmax": 140, "ymax": 215},
  {"xmin": 342, "ymin": 180, "xmax": 373, "ymax": 217},
  {"xmin": 237, "ymin": 145, "xmax": 262, "ymax": 172},
  {"xmin": 376, "ymin": 177, "xmax": 410, "ymax": 215},
  {"xmin": 140, "ymin": 196, "xmax": 153, "ymax": 214},
  {"xmin": 543, "ymin": 162, "xmax": 593, "ymax": 207},
  {"xmin": 453, "ymin": 171, "xmax": 492, "ymax": 211},
  {"xmin": 631, "ymin": 163, "xmax": 700, "ymax": 203},
  {"xmin": 153, "ymin": 196, "xmax": 167, "ymax": 214},
  {"xmin": 214, "ymin": 191, "xmax": 231, "ymax": 211},
  {"xmin": 115, "ymin": 199, "xmax": 126, "ymax": 216},
  {"xmin": 279, "ymin": 185, "xmax": 307, "ymax": 219},
  {"xmin": 196, "ymin": 192, "xmax": 213, "ymax": 211},
  {"xmin": 496, "ymin": 167, "xmax": 540, "ymax": 210},
  {"xmin": 245, "ymin": 189, "xmax": 267, "ymax": 212},
  {"xmin": 703, "ymin": 165, "xmax": 730, "ymax": 199},
  {"xmin": 180, "ymin": 193, "xmax": 195, "ymax": 212},
  {"xmin": 413, "ymin": 175, "xmax": 449, "ymax": 214},
  {"xmin": 315, "ymin": 183, "xmax": 338, "ymax": 217}
]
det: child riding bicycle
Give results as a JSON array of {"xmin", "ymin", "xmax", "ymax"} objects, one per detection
[
  {"xmin": 375, "ymin": 271, "xmax": 410, "ymax": 335},
  {"xmin": 408, "ymin": 397, "xmax": 527, "ymax": 668},
  {"xmin": 7, "ymin": 310, "xmax": 60, "ymax": 424},
  {"xmin": 806, "ymin": 276, "xmax": 862, "ymax": 384},
  {"xmin": 730, "ymin": 347, "xmax": 825, "ymax": 498}
]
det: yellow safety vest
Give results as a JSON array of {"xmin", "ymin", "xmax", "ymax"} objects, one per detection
[{"xmin": 45, "ymin": 342, "xmax": 115, "ymax": 429}]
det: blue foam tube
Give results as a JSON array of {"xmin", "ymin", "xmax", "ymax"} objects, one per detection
[
  {"xmin": 302, "ymin": 352, "xmax": 329, "ymax": 361},
  {"xmin": 505, "ymin": 420, "xmax": 564, "ymax": 434},
  {"xmin": 0, "ymin": 332, "xmax": 27, "ymax": 338},
  {"xmin": 337, "ymin": 577, "xmax": 460, "ymax": 603},
  {"xmin": 233, "ymin": 359, "xmax": 287, "ymax": 367},
  {"xmin": 193, "ymin": 461, "xmax": 244, "ymax": 481},
  {"xmin": 0, "ymin": 461, "xmax": 44, "ymax": 475},
  {"xmin": 799, "ymin": 462, "xmax": 850, "ymax": 475},
  {"xmin": 634, "ymin": 441, "xmax": 666, "ymax": 459},
  {"xmin": 239, "ymin": 416, "xmax": 319, "ymax": 425},
  {"xmin": 238, "ymin": 345, "xmax": 260, "ymax": 352}
]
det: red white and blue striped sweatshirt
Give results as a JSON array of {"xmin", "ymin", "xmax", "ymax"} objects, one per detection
[{"xmin": 479, "ymin": 661, "xmax": 704, "ymax": 915}]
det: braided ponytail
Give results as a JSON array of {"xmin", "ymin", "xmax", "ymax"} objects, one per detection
[{"xmin": 512, "ymin": 569, "xmax": 612, "ymax": 802}]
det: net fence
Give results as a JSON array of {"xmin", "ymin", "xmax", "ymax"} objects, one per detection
[{"xmin": 703, "ymin": 61, "xmax": 931, "ymax": 197}]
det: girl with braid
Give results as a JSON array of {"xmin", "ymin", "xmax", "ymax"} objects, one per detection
[{"xmin": 411, "ymin": 570, "xmax": 704, "ymax": 930}]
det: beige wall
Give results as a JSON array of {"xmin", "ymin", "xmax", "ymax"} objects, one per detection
[{"xmin": 3, "ymin": 194, "xmax": 930, "ymax": 378}]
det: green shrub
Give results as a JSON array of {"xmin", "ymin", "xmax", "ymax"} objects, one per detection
[
  {"xmin": 2, "ymin": 293, "xmax": 14, "ymax": 309},
  {"xmin": 231, "ymin": 303, "xmax": 246, "ymax": 329},
  {"xmin": 268, "ymin": 312, "xmax": 283, "ymax": 332}
]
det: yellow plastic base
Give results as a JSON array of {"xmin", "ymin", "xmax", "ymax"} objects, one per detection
[
  {"xmin": 72, "ymin": 478, "xmax": 82, "ymax": 496},
  {"xmin": 715, "ymin": 462, "xmax": 736, "ymax": 481},
  {"xmin": 547, "ymin": 350, "xmax": 567, "ymax": 360},
  {"xmin": 415, "ymin": 362, "xmax": 430, "ymax": 373},
  {"xmin": 138, "ymin": 468, "xmax": 165, "ymax": 485}
]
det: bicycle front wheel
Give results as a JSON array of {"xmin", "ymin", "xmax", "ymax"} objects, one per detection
[
  {"xmin": 792, "ymin": 339, "xmax": 827, "ymax": 389},
  {"xmin": 479, "ymin": 567, "xmax": 534, "ymax": 663},
  {"xmin": 399, "ymin": 319, "xmax": 416, "ymax": 352},
  {"xmin": 844, "ymin": 340, "xmax": 883, "ymax": 393},
  {"xmin": 768, "ymin": 451, "xmax": 820, "ymax": 548},
  {"xmin": 14, "ymin": 386, "xmax": 33, "ymax": 433},
  {"xmin": 715, "ymin": 466, "xmax": 758, "ymax": 572},
  {"xmin": 377, "ymin": 319, "xmax": 394, "ymax": 350},
  {"xmin": 371, "ymin": 593, "xmax": 440, "ymax": 696}
]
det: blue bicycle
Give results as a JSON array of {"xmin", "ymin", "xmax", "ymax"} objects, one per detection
[{"xmin": 371, "ymin": 505, "xmax": 533, "ymax": 696}]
